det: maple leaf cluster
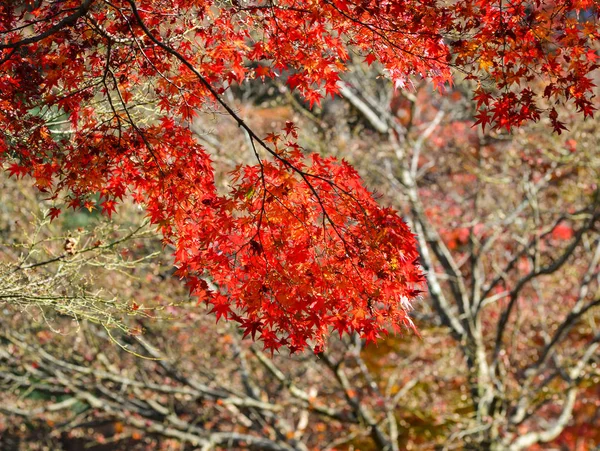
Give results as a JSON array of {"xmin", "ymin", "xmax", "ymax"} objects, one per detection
[
  {"xmin": 177, "ymin": 148, "xmax": 424, "ymax": 352},
  {"xmin": 453, "ymin": 0, "xmax": 599, "ymax": 132},
  {"xmin": 0, "ymin": 0, "xmax": 598, "ymax": 350}
]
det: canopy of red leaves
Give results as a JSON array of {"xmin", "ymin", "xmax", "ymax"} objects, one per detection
[{"xmin": 0, "ymin": 0, "xmax": 598, "ymax": 351}]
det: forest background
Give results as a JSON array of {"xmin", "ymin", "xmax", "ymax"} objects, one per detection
[{"xmin": 1, "ymin": 1, "xmax": 600, "ymax": 450}]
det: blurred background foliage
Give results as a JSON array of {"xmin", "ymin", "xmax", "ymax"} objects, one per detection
[{"xmin": 1, "ymin": 61, "xmax": 600, "ymax": 450}]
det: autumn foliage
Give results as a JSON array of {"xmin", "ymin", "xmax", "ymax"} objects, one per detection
[{"xmin": 1, "ymin": 0, "xmax": 598, "ymax": 350}]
